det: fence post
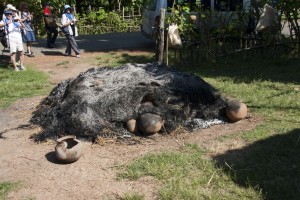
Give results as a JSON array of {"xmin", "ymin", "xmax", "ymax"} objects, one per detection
[
  {"xmin": 158, "ymin": 8, "xmax": 165, "ymax": 63},
  {"xmin": 72, "ymin": 5, "xmax": 76, "ymax": 15}
]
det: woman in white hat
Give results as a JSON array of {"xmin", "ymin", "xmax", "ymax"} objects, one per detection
[
  {"xmin": 61, "ymin": 5, "xmax": 80, "ymax": 58},
  {"xmin": 2, "ymin": 4, "xmax": 19, "ymax": 21},
  {"xmin": 1, "ymin": 9, "xmax": 26, "ymax": 71}
]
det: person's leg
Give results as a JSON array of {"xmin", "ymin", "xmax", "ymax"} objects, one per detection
[
  {"xmin": 27, "ymin": 31, "xmax": 35, "ymax": 56},
  {"xmin": 16, "ymin": 38, "xmax": 26, "ymax": 70},
  {"xmin": 46, "ymin": 26, "xmax": 52, "ymax": 47},
  {"xmin": 65, "ymin": 34, "xmax": 72, "ymax": 55},
  {"xmin": 10, "ymin": 53, "xmax": 18, "ymax": 71},
  {"xmin": 27, "ymin": 42, "xmax": 30, "ymax": 53},
  {"xmin": 68, "ymin": 35, "xmax": 80, "ymax": 56},
  {"xmin": 27, "ymin": 42, "xmax": 34, "ymax": 57},
  {"xmin": 50, "ymin": 27, "xmax": 58, "ymax": 46},
  {"xmin": 9, "ymin": 37, "xmax": 18, "ymax": 71},
  {"xmin": 19, "ymin": 50, "xmax": 25, "ymax": 69}
]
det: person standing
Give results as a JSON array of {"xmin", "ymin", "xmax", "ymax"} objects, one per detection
[
  {"xmin": 43, "ymin": 2, "xmax": 58, "ymax": 48},
  {"xmin": 0, "ymin": 10, "xmax": 26, "ymax": 71},
  {"xmin": 2, "ymin": 4, "xmax": 19, "ymax": 21},
  {"xmin": 61, "ymin": 5, "xmax": 80, "ymax": 58},
  {"xmin": 19, "ymin": 2, "xmax": 35, "ymax": 57}
]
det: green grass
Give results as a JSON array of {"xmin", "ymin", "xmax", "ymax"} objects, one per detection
[
  {"xmin": 118, "ymin": 144, "xmax": 262, "ymax": 199},
  {"xmin": 118, "ymin": 56, "xmax": 300, "ymax": 199},
  {"xmin": 0, "ymin": 67, "xmax": 51, "ymax": 108},
  {"xmin": 191, "ymin": 57, "xmax": 300, "ymax": 141},
  {"xmin": 121, "ymin": 193, "xmax": 145, "ymax": 200},
  {"xmin": 0, "ymin": 181, "xmax": 19, "ymax": 200},
  {"xmin": 96, "ymin": 51, "xmax": 155, "ymax": 67},
  {"xmin": 55, "ymin": 61, "xmax": 69, "ymax": 66}
]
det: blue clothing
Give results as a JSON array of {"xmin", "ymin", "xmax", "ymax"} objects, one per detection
[
  {"xmin": 65, "ymin": 13, "xmax": 74, "ymax": 21},
  {"xmin": 21, "ymin": 12, "xmax": 34, "ymax": 32},
  {"xmin": 20, "ymin": 12, "xmax": 36, "ymax": 43},
  {"xmin": 23, "ymin": 30, "xmax": 35, "ymax": 42}
]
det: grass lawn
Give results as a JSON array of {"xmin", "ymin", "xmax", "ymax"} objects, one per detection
[
  {"xmin": 0, "ymin": 66, "xmax": 51, "ymax": 108},
  {"xmin": 118, "ymin": 56, "xmax": 300, "ymax": 199}
]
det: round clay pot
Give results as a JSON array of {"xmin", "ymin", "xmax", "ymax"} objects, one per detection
[
  {"xmin": 225, "ymin": 100, "xmax": 247, "ymax": 122},
  {"xmin": 55, "ymin": 135, "xmax": 83, "ymax": 163},
  {"xmin": 126, "ymin": 119, "xmax": 138, "ymax": 133},
  {"xmin": 138, "ymin": 113, "xmax": 164, "ymax": 135}
]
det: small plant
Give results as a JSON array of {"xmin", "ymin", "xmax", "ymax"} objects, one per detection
[
  {"xmin": 121, "ymin": 193, "xmax": 144, "ymax": 200},
  {"xmin": 56, "ymin": 61, "xmax": 69, "ymax": 66},
  {"xmin": 0, "ymin": 181, "xmax": 19, "ymax": 199}
]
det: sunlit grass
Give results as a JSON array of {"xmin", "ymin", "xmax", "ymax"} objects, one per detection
[
  {"xmin": 118, "ymin": 144, "xmax": 262, "ymax": 199},
  {"xmin": 121, "ymin": 193, "xmax": 145, "ymax": 200},
  {"xmin": 0, "ymin": 181, "xmax": 19, "ymax": 200},
  {"xmin": 0, "ymin": 66, "xmax": 51, "ymax": 108}
]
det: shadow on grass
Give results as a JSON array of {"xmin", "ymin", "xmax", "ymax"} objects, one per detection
[
  {"xmin": 118, "ymin": 53, "xmax": 155, "ymax": 64},
  {"xmin": 177, "ymin": 56, "xmax": 300, "ymax": 84},
  {"xmin": 213, "ymin": 128, "xmax": 300, "ymax": 200}
]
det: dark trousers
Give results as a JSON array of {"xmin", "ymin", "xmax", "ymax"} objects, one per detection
[
  {"xmin": 65, "ymin": 34, "xmax": 80, "ymax": 55},
  {"xmin": 46, "ymin": 26, "xmax": 58, "ymax": 46}
]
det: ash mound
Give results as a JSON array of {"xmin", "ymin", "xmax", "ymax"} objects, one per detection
[{"xmin": 31, "ymin": 62, "xmax": 227, "ymax": 141}]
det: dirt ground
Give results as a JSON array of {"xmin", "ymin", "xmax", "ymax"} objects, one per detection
[{"xmin": 0, "ymin": 52, "xmax": 260, "ymax": 200}]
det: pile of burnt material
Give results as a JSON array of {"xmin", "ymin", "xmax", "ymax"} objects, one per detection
[{"xmin": 31, "ymin": 62, "xmax": 228, "ymax": 141}]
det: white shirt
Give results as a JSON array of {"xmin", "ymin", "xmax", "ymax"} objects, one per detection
[
  {"xmin": 61, "ymin": 13, "xmax": 78, "ymax": 36},
  {"xmin": 1, "ymin": 18, "xmax": 23, "ymax": 44}
]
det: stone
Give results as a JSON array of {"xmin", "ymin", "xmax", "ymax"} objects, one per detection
[
  {"xmin": 55, "ymin": 135, "xmax": 83, "ymax": 163},
  {"xmin": 225, "ymin": 100, "xmax": 247, "ymax": 122},
  {"xmin": 138, "ymin": 113, "xmax": 164, "ymax": 135}
]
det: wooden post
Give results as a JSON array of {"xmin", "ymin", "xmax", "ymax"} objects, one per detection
[
  {"xmin": 122, "ymin": 6, "xmax": 124, "ymax": 21},
  {"xmin": 158, "ymin": 8, "xmax": 165, "ymax": 63},
  {"xmin": 72, "ymin": 5, "xmax": 76, "ymax": 15},
  {"xmin": 166, "ymin": 28, "xmax": 169, "ymax": 65}
]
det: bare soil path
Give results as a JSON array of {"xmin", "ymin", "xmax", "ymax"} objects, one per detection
[{"xmin": 0, "ymin": 37, "xmax": 260, "ymax": 199}]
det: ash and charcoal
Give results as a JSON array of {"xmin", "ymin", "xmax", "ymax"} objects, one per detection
[{"xmin": 31, "ymin": 62, "xmax": 227, "ymax": 141}]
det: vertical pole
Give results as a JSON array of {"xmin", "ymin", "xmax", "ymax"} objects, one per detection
[
  {"xmin": 72, "ymin": 5, "xmax": 76, "ymax": 15},
  {"xmin": 166, "ymin": 28, "xmax": 169, "ymax": 65},
  {"xmin": 122, "ymin": 7, "xmax": 125, "ymax": 31},
  {"xmin": 159, "ymin": 8, "xmax": 165, "ymax": 63}
]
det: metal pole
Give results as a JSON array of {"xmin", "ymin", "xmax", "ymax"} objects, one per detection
[{"xmin": 158, "ymin": 8, "xmax": 165, "ymax": 63}]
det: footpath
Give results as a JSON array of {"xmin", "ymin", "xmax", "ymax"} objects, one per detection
[{"xmin": 1, "ymin": 32, "xmax": 155, "ymax": 57}]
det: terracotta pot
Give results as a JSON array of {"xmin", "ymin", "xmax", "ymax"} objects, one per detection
[
  {"xmin": 126, "ymin": 119, "xmax": 138, "ymax": 133},
  {"xmin": 138, "ymin": 113, "xmax": 164, "ymax": 135},
  {"xmin": 225, "ymin": 100, "xmax": 247, "ymax": 122},
  {"xmin": 55, "ymin": 135, "xmax": 83, "ymax": 163}
]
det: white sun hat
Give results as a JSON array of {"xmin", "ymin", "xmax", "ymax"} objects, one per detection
[{"xmin": 6, "ymin": 4, "xmax": 17, "ymax": 11}]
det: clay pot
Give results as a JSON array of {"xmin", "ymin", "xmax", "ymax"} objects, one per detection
[
  {"xmin": 138, "ymin": 113, "xmax": 164, "ymax": 135},
  {"xmin": 126, "ymin": 119, "xmax": 138, "ymax": 134},
  {"xmin": 225, "ymin": 100, "xmax": 247, "ymax": 122},
  {"xmin": 55, "ymin": 135, "xmax": 83, "ymax": 163}
]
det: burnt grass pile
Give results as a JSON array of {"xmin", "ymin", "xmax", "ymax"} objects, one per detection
[{"xmin": 31, "ymin": 62, "xmax": 227, "ymax": 141}]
